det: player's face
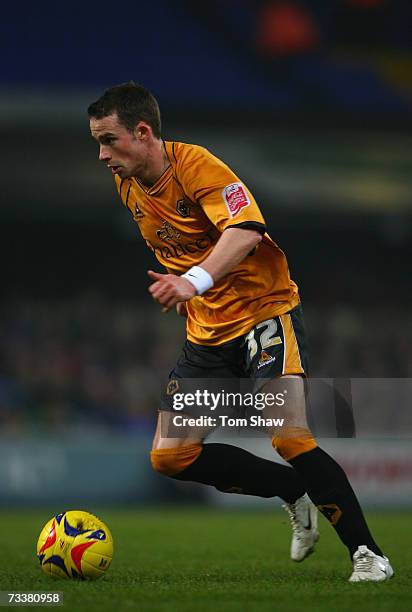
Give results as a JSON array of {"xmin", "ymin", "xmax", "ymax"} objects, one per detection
[{"xmin": 90, "ymin": 113, "xmax": 148, "ymax": 179}]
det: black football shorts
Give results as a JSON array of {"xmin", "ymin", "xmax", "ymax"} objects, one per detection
[{"xmin": 161, "ymin": 304, "xmax": 309, "ymax": 411}]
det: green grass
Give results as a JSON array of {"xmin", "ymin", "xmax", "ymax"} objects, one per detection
[{"xmin": 0, "ymin": 508, "xmax": 410, "ymax": 612}]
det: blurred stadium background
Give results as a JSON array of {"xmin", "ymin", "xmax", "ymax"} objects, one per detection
[{"xmin": 1, "ymin": 0, "xmax": 412, "ymax": 509}]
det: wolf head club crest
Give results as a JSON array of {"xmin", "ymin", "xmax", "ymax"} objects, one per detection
[{"xmin": 176, "ymin": 199, "xmax": 191, "ymax": 218}]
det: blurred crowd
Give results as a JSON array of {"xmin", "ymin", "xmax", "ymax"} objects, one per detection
[
  {"xmin": 252, "ymin": 0, "xmax": 411, "ymax": 54},
  {"xmin": 3, "ymin": 0, "xmax": 412, "ymax": 119},
  {"xmin": 0, "ymin": 295, "xmax": 181, "ymax": 434},
  {"xmin": 1, "ymin": 293, "xmax": 411, "ymax": 433}
]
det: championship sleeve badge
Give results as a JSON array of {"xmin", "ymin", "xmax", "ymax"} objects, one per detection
[{"xmin": 222, "ymin": 182, "xmax": 251, "ymax": 217}]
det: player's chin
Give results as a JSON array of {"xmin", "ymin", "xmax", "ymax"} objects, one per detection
[{"xmin": 112, "ymin": 166, "xmax": 131, "ymax": 179}]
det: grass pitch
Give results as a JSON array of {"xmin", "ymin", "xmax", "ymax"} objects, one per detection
[{"xmin": 0, "ymin": 508, "xmax": 410, "ymax": 612}]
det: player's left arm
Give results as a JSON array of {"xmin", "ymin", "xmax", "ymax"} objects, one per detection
[
  {"xmin": 148, "ymin": 227, "xmax": 261, "ymax": 311},
  {"xmin": 195, "ymin": 226, "xmax": 262, "ymax": 281}
]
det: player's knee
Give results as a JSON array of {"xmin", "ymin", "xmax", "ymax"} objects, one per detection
[
  {"xmin": 272, "ymin": 427, "xmax": 317, "ymax": 461},
  {"xmin": 150, "ymin": 443, "xmax": 202, "ymax": 477}
]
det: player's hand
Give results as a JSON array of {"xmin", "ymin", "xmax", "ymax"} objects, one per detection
[
  {"xmin": 176, "ymin": 302, "xmax": 188, "ymax": 317},
  {"xmin": 147, "ymin": 270, "xmax": 196, "ymax": 312}
]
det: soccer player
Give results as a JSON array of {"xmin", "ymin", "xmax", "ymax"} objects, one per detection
[{"xmin": 88, "ymin": 82, "xmax": 393, "ymax": 582}]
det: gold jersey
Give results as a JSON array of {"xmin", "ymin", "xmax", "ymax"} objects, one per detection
[{"xmin": 115, "ymin": 141, "xmax": 300, "ymax": 345}]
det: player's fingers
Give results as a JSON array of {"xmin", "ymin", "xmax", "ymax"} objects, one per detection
[
  {"xmin": 153, "ymin": 288, "xmax": 174, "ymax": 309},
  {"xmin": 176, "ymin": 302, "xmax": 188, "ymax": 317},
  {"xmin": 150, "ymin": 284, "xmax": 172, "ymax": 302},
  {"xmin": 147, "ymin": 269, "xmax": 163, "ymax": 280},
  {"xmin": 163, "ymin": 295, "xmax": 178, "ymax": 310},
  {"xmin": 153, "ymin": 290, "xmax": 173, "ymax": 306},
  {"xmin": 148, "ymin": 279, "xmax": 172, "ymax": 298},
  {"xmin": 148, "ymin": 281, "xmax": 163, "ymax": 296},
  {"xmin": 162, "ymin": 298, "xmax": 178, "ymax": 312}
]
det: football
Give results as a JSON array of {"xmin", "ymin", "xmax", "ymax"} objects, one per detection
[{"xmin": 36, "ymin": 510, "xmax": 114, "ymax": 580}]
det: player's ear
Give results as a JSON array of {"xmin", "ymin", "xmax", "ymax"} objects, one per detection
[{"xmin": 134, "ymin": 121, "xmax": 150, "ymax": 140}]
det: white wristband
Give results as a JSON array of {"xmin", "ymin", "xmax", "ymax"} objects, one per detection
[{"xmin": 181, "ymin": 266, "xmax": 214, "ymax": 295}]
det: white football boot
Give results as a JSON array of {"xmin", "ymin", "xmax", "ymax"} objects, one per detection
[
  {"xmin": 349, "ymin": 545, "xmax": 394, "ymax": 582},
  {"xmin": 282, "ymin": 493, "xmax": 320, "ymax": 562}
]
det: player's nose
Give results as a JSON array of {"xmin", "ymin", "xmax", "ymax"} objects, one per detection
[{"xmin": 99, "ymin": 145, "xmax": 110, "ymax": 162}]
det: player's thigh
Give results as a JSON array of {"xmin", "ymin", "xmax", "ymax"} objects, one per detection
[
  {"xmin": 243, "ymin": 304, "xmax": 310, "ymax": 434},
  {"xmin": 152, "ymin": 410, "xmax": 216, "ymax": 450},
  {"xmin": 156, "ymin": 338, "xmax": 243, "ymax": 449},
  {"xmin": 260, "ymin": 375, "xmax": 309, "ymax": 436}
]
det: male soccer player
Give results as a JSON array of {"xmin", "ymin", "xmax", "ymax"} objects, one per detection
[{"xmin": 88, "ymin": 82, "xmax": 393, "ymax": 582}]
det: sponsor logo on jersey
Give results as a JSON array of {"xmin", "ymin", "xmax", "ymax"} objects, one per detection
[
  {"xmin": 257, "ymin": 350, "xmax": 276, "ymax": 370},
  {"xmin": 146, "ymin": 230, "xmax": 216, "ymax": 260},
  {"xmin": 176, "ymin": 199, "xmax": 191, "ymax": 218},
  {"xmin": 222, "ymin": 182, "xmax": 251, "ymax": 217},
  {"xmin": 156, "ymin": 220, "xmax": 181, "ymax": 242}
]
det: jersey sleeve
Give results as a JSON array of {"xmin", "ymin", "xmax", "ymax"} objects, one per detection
[{"xmin": 176, "ymin": 144, "xmax": 266, "ymax": 234}]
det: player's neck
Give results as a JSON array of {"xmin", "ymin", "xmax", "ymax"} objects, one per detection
[{"xmin": 138, "ymin": 140, "xmax": 170, "ymax": 188}]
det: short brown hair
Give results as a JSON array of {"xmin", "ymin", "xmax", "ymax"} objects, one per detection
[{"xmin": 88, "ymin": 82, "xmax": 161, "ymax": 137}]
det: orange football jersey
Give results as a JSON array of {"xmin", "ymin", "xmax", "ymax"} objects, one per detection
[{"xmin": 115, "ymin": 141, "xmax": 300, "ymax": 345}]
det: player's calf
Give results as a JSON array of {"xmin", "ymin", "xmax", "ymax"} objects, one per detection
[
  {"xmin": 151, "ymin": 442, "xmax": 306, "ymax": 502},
  {"xmin": 272, "ymin": 429, "xmax": 391, "ymax": 570}
]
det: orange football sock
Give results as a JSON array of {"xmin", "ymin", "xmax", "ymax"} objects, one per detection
[
  {"xmin": 272, "ymin": 427, "xmax": 317, "ymax": 461},
  {"xmin": 150, "ymin": 444, "xmax": 202, "ymax": 476}
]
